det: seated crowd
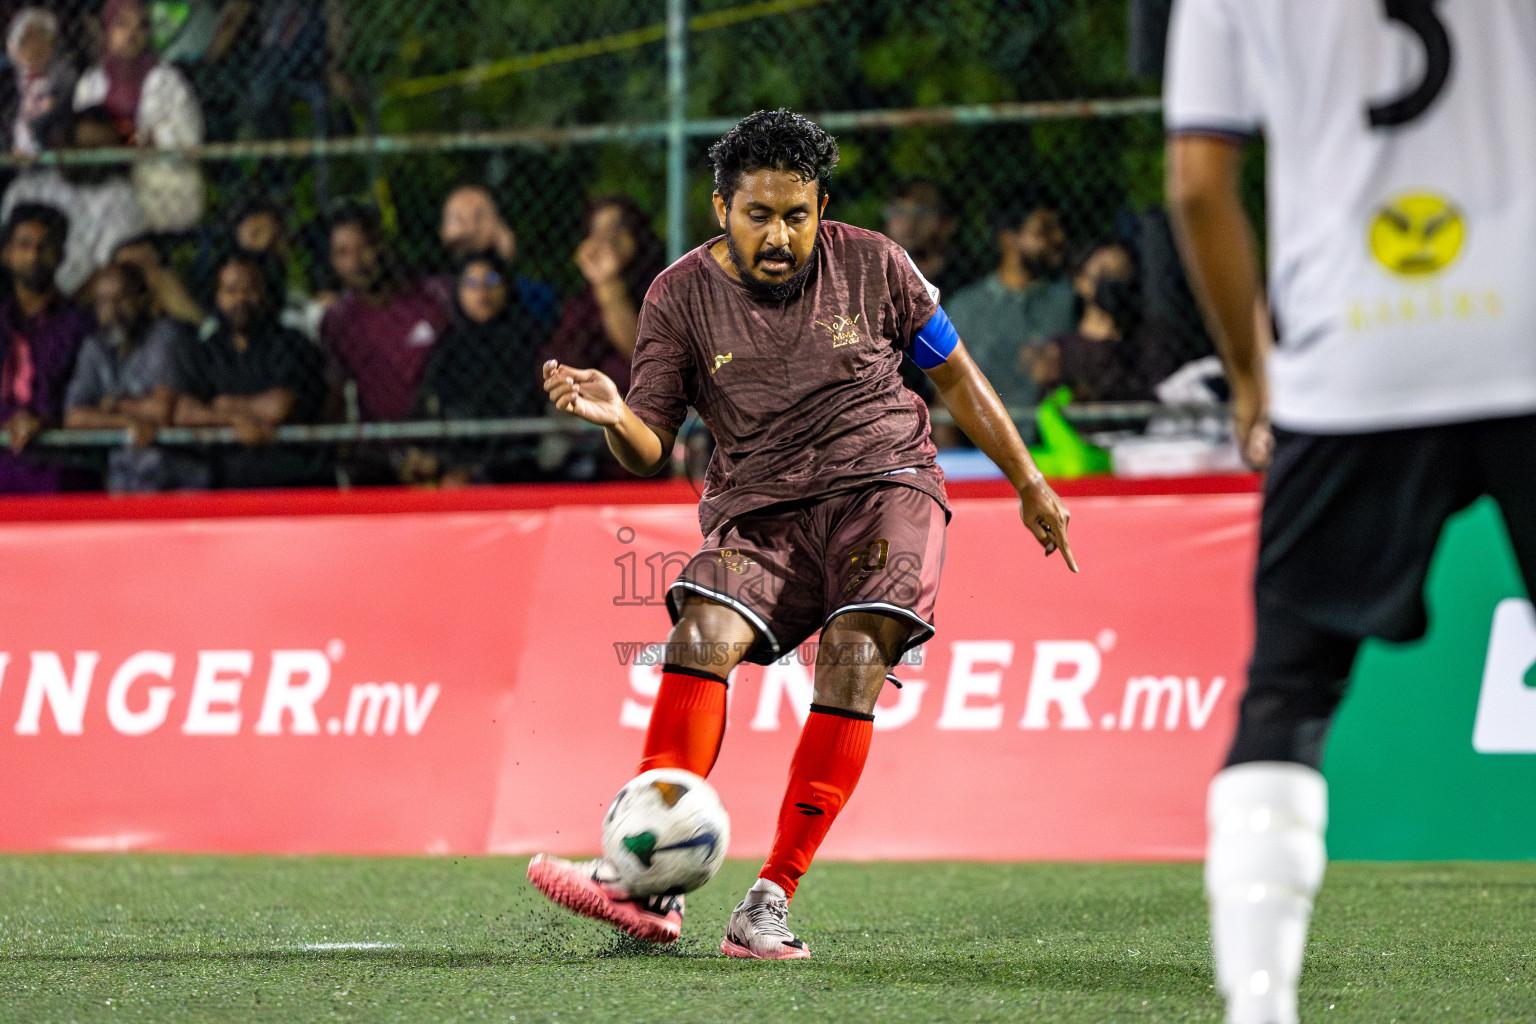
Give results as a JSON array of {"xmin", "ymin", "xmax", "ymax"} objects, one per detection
[
  {"xmin": 0, "ymin": 173, "xmax": 1209, "ymax": 494},
  {"xmin": 0, "ymin": 4, "xmax": 1210, "ymax": 494},
  {"xmin": 0, "ymin": 173, "xmax": 669, "ymax": 493}
]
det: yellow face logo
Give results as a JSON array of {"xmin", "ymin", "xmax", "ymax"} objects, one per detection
[{"xmin": 1369, "ymin": 192, "xmax": 1465, "ymax": 277}]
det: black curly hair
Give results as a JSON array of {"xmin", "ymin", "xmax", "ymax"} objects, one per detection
[
  {"xmin": 708, "ymin": 108, "xmax": 840, "ymax": 209},
  {"xmin": 2, "ymin": 202, "xmax": 68, "ymax": 252}
]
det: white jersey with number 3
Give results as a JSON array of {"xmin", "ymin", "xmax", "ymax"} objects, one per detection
[{"xmin": 1165, "ymin": 0, "xmax": 1536, "ymax": 432}]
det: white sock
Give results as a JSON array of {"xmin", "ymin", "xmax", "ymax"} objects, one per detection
[
  {"xmin": 1205, "ymin": 762, "xmax": 1327, "ymax": 1024},
  {"xmin": 748, "ymin": 877, "xmax": 787, "ymax": 900}
]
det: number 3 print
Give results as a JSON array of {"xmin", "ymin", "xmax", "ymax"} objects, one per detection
[{"xmin": 1368, "ymin": 0, "xmax": 1454, "ymax": 128}]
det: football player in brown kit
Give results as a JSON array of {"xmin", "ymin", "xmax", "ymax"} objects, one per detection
[{"xmin": 530, "ymin": 109, "xmax": 1076, "ymax": 959}]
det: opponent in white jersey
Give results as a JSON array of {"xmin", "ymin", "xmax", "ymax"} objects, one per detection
[
  {"xmin": 1166, "ymin": 3, "xmax": 1536, "ymax": 1023},
  {"xmin": 1169, "ymin": 0, "xmax": 1536, "ymax": 434}
]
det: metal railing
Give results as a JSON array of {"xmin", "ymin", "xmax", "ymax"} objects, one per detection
[{"xmin": 3, "ymin": 402, "xmax": 1225, "ymax": 450}]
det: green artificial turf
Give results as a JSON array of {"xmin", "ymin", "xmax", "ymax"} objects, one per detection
[{"xmin": 0, "ymin": 857, "xmax": 1532, "ymax": 1023}]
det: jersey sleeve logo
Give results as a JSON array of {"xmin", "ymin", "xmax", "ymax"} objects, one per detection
[
  {"xmin": 710, "ymin": 352, "xmax": 733, "ymax": 375},
  {"xmin": 1369, "ymin": 192, "xmax": 1465, "ymax": 276},
  {"xmin": 815, "ymin": 313, "xmax": 865, "ymax": 348}
]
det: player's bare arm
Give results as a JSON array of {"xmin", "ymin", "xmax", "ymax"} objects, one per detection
[
  {"xmin": 925, "ymin": 340, "xmax": 1078, "ymax": 573},
  {"xmin": 1166, "ymin": 134, "xmax": 1272, "ymax": 469},
  {"xmin": 541, "ymin": 359, "xmax": 676, "ymax": 476}
]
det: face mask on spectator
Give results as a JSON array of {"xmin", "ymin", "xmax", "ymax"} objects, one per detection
[{"xmin": 1093, "ymin": 275, "xmax": 1142, "ymax": 332}]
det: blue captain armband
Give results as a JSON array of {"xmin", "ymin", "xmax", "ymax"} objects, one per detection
[{"xmin": 912, "ymin": 306, "xmax": 959, "ymax": 370}]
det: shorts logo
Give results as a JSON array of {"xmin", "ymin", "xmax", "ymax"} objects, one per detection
[
  {"xmin": 1369, "ymin": 191, "xmax": 1465, "ymax": 276},
  {"xmin": 816, "ymin": 313, "xmax": 864, "ymax": 348},
  {"xmin": 845, "ymin": 538, "xmax": 889, "ymax": 593},
  {"xmin": 710, "ymin": 352, "xmax": 733, "ymax": 375},
  {"xmin": 718, "ymin": 548, "xmax": 756, "ymax": 576}
]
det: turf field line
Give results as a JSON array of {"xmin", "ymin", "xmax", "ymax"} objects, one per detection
[{"xmin": 291, "ymin": 942, "xmax": 400, "ymax": 950}]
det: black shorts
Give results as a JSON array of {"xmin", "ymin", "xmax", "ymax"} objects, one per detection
[
  {"xmin": 1257, "ymin": 413, "xmax": 1536, "ymax": 642},
  {"xmin": 666, "ymin": 483, "xmax": 948, "ymax": 665}
]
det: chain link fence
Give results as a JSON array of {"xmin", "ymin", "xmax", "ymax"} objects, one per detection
[{"xmin": 0, "ymin": 0, "xmax": 1244, "ymax": 491}]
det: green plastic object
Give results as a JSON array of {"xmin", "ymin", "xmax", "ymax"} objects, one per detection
[{"xmin": 1027, "ymin": 386, "xmax": 1112, "ymax": 478}]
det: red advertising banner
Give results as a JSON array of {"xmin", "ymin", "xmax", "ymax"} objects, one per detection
[{"xmin": 0, "ymin": 489, "xmax": 1257, "ymax": 860}]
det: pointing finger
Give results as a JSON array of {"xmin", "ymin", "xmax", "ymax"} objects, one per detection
[{"xmin": 1057, "ymin": 530, "xmax": 1079, "ymax": 573}]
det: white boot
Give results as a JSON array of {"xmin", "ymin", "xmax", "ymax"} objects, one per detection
[
  {"xmin": 720, "ymin": 878, "xmax": 811, "ymax": 960},
  {"xmin": 1206, "ymin": 762, "xmax": 1327, "ymax": 1024}
]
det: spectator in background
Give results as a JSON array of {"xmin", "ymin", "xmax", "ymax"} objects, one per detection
[
  {"xmin": 75, "ymin": 0, "xmax": 205, "ymax": 231},
  {"xmin": 231, "ymin": 196, "xmax": 288, "ymax": 259},
  {"xmin": 441, "ymin": 184, "xmax": 515, "ymax": 264},
  {"xmin": 174, "ymin": 252, "xmax": 326, "ymax": 487},
  {"xmin": 947, "ymin": 195, "xmax": 1076, "ymax": 416},
  {"xmin": 111, "ymin": 234, "xmax": 202, "ymax": 324},
  {"xmin": 406, "ymin": 251, "xmax": 553, "ymax": 486},
  {"xmin": 417, "ymin": 252, "xmax": 550, "ymax": 421},
  {"xmin": 63, "ymin": 261, "xmax": 204, "ymax": 491},
  {"xmin": 226, "ymin": 196, "xmax": 324, "ymax": 339},
  {"xmin": 2, "ymin": 8, "xmax": 75, "ymax": 157},
  {"xmin": 882, "ymin": 177, "xmax": 957, "ymax": 403},
  {"xmin": 439, "ymin": 184, "xmax": 557, "ymax": 326},
  {"xmin": 883, "ymin": 177, "xmax": 961, "ymax": 299},
  {"xmin": 1029, "ymin": 239, "xmax": 1181, "ymax": 403},
  {"xmin": 0, "ymin": 203, "xmax": 93, "ymax": 492},
  {"xmin": 545, "ymin": 195, "xmax": 665, "ymax": 397},
  {"xmin": 3, "ymin": 107, "xmax": 145, "ymax": 296},
  {"xmin": 321, "ymin": 202, "xmax": 451, "ymax": 422}
]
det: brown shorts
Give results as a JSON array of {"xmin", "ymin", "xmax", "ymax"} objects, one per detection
[{"xmin": 666, "ymin": 483, "xmax": 947, "ymax": 665}]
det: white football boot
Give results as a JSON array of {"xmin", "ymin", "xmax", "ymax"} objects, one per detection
[
  {"xmin": 527, "ymin": 854, "xmax": 684, "ymax": 943},
  {"xmin": 720, "ymin": 878, "xmax": 811, "ymax": 959}
]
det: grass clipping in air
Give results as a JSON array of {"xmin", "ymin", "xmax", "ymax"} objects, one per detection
[{"xmin": 1, "ymin": 856, "xmax": 1533, "ymax": 1022}]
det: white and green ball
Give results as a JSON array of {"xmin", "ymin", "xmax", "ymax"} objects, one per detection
[{"xmin": 601, "ymin": 768, "xmax": 730, "ymax": 896}]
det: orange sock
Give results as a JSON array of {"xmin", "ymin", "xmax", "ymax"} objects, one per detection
[
  {"xmin": 759, "ymin": 705, "xmax": 874, "ymax": 898},
  {"xmin": 636, "ymin": 665, "xmax": 729, "ymax": 777}
]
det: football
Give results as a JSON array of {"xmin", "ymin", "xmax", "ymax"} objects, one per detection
[{"xmin": 601, "ymin": 768, "xmax": 730, "ymax": 896}]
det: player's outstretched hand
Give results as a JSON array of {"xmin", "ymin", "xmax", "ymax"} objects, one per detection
[
  {"xmin": 542, "ymin": 360, "xmax": 625, "ymax": 427},
  {"xmin": 1018, "ymin": 476, "xmax": 1078, "ymax": 573}
]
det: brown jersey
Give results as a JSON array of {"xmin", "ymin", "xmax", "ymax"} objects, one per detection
[{"xmin": 627, "ymin": 220, "xmax": 947, "ymax": 533}]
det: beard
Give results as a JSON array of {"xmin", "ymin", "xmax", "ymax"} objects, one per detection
[
  {"xmin": 105, "ymin": 315, "xmax": 151, "ymax": 350},
  {"xmin": 11, "ymin": 262, "xmax": 54, "ymax": 292},
  {"xmin": 219, "ymin": 303, "xmax": 273, "ymax": 336},
  {"xmin": 726, "ymin": 233, "xmax": 818, "ymax": 304},
  {"xmin": 1022, "ymin": 249, "xmax": 1064, "ymax": 280}
]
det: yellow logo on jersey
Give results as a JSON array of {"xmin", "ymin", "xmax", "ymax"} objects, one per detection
[
  {"xmin": 710, "ymin": 352, "xmax": 733, "ymax": 375},
  {"xmin": 1369, "ymin": 192, "xmax": 1465, "ymax": 276},
  {"xmin": 816, "ymin": 313, "xmax": 864, "ymax": 348}
]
